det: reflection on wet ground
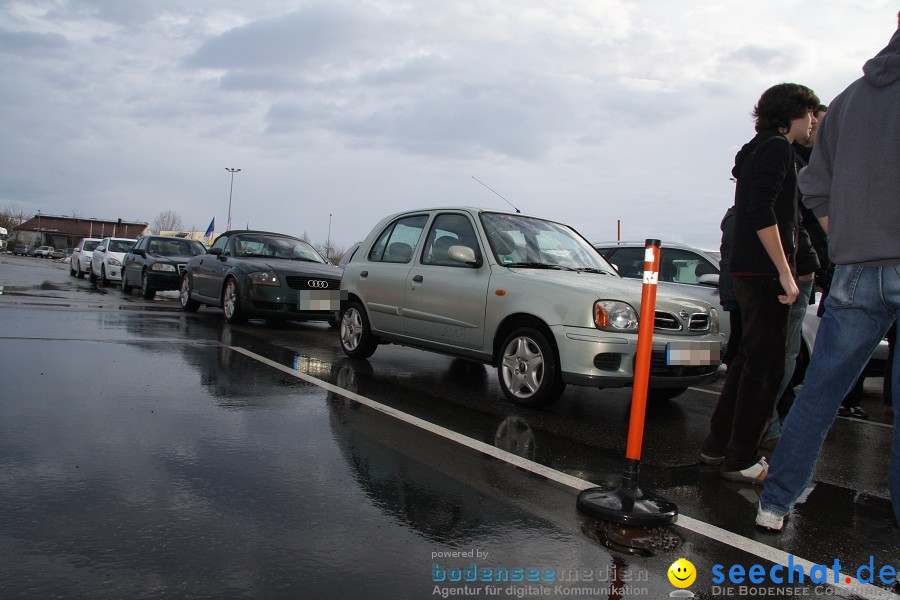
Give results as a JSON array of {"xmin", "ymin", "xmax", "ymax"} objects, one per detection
[{"xmin": 1, "ymin": 258, "xmax": 897, "ymax": 598}]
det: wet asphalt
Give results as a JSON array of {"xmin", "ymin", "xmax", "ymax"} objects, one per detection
[{"xmin": 0, "ymin": 254, "xmax": 897, "ymax": 600}]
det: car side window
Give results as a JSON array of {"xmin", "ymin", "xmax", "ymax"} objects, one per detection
[
  {"xmin": 211, "ymin": 234, "xmax": 229, "ymax": 254},
  {"xmin": 421, "ymin": 214, "xmax": 481, "ymax": 267},
  {"xmin": 603, "ymin": 248, "xmax": 644, "ymax": 279},
  {"xmin": 660, "ymin": 249, "xmax": 718, "ymax": 284},
  {"xmin": 368, "ymin": 215, "xmax": 428, "ymax": 264}
]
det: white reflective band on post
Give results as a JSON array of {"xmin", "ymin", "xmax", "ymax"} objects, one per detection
[
  {"xmin": 644, "ymin": 248, "xmax": 656, "ymax": 262},
  {"xmin": 643, "ymin": 271, "xmax": 658, "ymax": 285}
]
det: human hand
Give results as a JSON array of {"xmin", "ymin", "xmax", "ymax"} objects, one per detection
[{"xmin": 778, "ymin": 272, "xmax": 799, "ymax": 304}]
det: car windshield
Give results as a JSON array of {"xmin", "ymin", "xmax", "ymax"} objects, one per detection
[
  {"xmin": 147, "ymin": 239, "xmax": 206, "ymax": 257},
  {"xmin": 233, "ymin": 234, "xmax": 326, "ymax": 263},
  {"xmin": 480, "ymin": 212, "xmax": 616, "ymax": 274},
  {"xmin": 83, "ymin": 241, "xmax": 100, "ymax": 251},
  {"xmin": 109, "ymin": 240, "xmax": 135, "ymax": 253}
]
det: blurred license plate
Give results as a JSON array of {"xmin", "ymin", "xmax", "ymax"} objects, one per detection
[
  {"xmin": 666, "ymin": 341, "xmax": 720, "ymax": 366},
  {"xmin": 296, "ymin": 289, "xmax": 343, "ymax": 311}
]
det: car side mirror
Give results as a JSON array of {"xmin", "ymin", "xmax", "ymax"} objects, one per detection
[
  {"xmin": 698, "ymin": 274, "xmax": 719, "ymax": 287},
  {"xmin": 208, "ymin": 247, "xmax": 223, "ymax": 256},
  {"xmin": 134, "ymin": 249, "xmax": 146, "ymax": 258},
  {"xmin": 448, "ymin": 245, "xmax": 480, "ymax": 267}
]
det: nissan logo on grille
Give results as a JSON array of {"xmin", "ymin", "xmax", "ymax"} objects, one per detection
[{"xmin": 308, "ymin": 280, "xmax": 330, "ymax": 288}]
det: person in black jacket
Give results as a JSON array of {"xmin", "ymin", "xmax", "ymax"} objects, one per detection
[
  {"xmin": 718, "ymin": 206, "xmax": 740, "ymax": 367},
  {"xmin": 700, "ymin": 83, "xmax": 820, "ymax": 484}
]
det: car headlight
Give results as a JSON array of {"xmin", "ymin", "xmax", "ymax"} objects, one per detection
[
  {"xmin": 248, "ymin": 271, "xmax": 280, "ymax": 286},
  {"xmin": 108, "ymin": 258, "xmax": 122, "ymax": 267},
  {"xmin": 594, "ymin": 300, "xmax": 639, "ymax": 331},
  {"xmin": 709, "ymin": 308, "xmax": 719, "ymax": 335},
  {"xmin": 151, "ymin": 263, "xmax": 176, "ymax": 272}
]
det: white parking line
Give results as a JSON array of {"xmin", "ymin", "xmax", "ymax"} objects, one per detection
[{"xmin": 231, "ymin": 345, "xmax": 898, "ymax": 600}]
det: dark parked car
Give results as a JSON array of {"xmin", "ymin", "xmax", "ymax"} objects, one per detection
[
  {"xmin": 13, "ymin": 244, "xmax": 32, "ymax": 256},
  {"xmin": 122, "ymin": 235, "xmax": 207, "ymax": 299},
  {"xmin": 179, "ymin": 230, "xmax": 344, "ymax": 324}
]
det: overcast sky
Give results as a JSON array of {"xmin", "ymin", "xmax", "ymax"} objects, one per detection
[{"xmin": 1, "ymin": 1, "xmax": 896, "ymax": 253}]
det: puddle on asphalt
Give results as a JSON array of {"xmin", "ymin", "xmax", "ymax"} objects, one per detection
[{"xmin": 581, "ymin": 520, "xmax": 683, "ymax": 557}]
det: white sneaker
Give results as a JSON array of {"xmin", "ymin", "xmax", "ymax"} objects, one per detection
[
  {"xmin": 755, "ymin": 503, "xmax": 784, "ymax": 531},
  {"xmin": 722, "ymin": 457, "xmax": 768, "ymax": 484}
]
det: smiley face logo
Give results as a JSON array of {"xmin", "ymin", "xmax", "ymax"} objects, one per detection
[{"xmin": 667, "ymin": 558, "xmax": 696, "ymax": 588}]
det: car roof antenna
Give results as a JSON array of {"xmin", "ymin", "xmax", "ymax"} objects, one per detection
[{"xmin": 472, "ymin": 176, "xmax": 520, "ymax": 213}]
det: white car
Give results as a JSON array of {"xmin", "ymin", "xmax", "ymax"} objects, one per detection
[
  {"xmin": 70, "ymin": 237, "xmax": 102, "ymax": 279},
  {"xmin": 593, "ymin": 241, "xmax": 888, "ymax": 385},
  {"xmin": 90, "ymin": 237, "xmax": 136, "ymax": 285},
  {"xmin": 32, "ymin": 245, "xmax": 55, "ymax": 258}
]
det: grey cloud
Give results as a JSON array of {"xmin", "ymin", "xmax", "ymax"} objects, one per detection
[
  {"xmin": 727, "ymin": 44, "xmax": 790, "ymax": 69},
  {"xmin": 265, "ymin": 80, "xmax": 574, "ymax": 160},
  {"xmin": 0, "ymin": 29, "xmax": 68, "ymax": 54},
  {"xmin": 184, "ymin": 4, "xmax": 379, "ymax": 70}
]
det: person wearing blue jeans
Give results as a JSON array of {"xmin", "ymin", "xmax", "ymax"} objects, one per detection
[
  {"xmin": 758, "ymin": 17, "xmax": 900, "ymax": 530},
  {"xmin": 759, "ymin": 266, "xmax": 899, "ymax": 526}
]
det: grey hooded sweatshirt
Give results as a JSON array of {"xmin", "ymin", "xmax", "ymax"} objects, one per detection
[{"xmin": 798, "ymin": 28, "xmax": 900, "ymax": 266}]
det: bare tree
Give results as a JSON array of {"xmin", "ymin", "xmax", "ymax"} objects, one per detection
[
  {"xmin": 152, "ymin": 210, "xmax": 184, "ymax": 233},
  {"xmin": 0, "ymin": 204, "xmax": 31, "ymax": 242}
]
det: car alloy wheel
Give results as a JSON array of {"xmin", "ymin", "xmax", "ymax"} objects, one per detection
[
  {"xmin": 498, "ymin": 326, "xmax": 565, "ymax": 407},
  {"xmin": 180, "ymin": 274, "xmax": 200, "ymax": 312},
  {"xmin": 340, "ymin": 302, "xmax": 378, "ymax": 358},
  {"xmin": 222, "ymin": 278, "xmax": 246, "ymax": 324}
]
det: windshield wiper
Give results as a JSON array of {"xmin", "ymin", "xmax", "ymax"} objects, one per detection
[
  {"xmin": 504, "ymin": 262, "xmax": 577, "ymax": 271},
  {"xmin": 574, "ymin": 267, "xmax": 612, "ymax": 275}
]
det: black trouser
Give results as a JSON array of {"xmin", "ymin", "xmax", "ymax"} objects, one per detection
[{"xmin": 702, "ymin": 276, "xmax": 791, "ymax": 470}]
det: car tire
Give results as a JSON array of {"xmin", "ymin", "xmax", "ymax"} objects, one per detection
[
  {"xmin": 646, "ymin": 387, "xmax": 687, "ymax": 403},
  {"xmin": 101, "ymin": 265, "xmax": 109, "ymax": 287},
  {"xmin": 222, "ymin": 278, "xmax": 247, "ymax": 324},
  {"xmin": 89, "ymin": 267, "xmax": 98, "ymax": 284},
  {"xmin": 339, "ymin": 301, "xmax": 378, "ymax": 358},
  {"xmin": 76, "ymin": 261, "xmax": 85, "ymax": 279},
  {"xmin": 497, "ymin": 325, "xmax": 565, "ymax": 407},
  {"xmin": 141, "ymin": 271, "xmax": 156, "ymax": 299},
  {"xmin": 69, "ymin": 262, "xmax": 76, "ymax": 276},
  {"xmin": 179, "ymin": 274, "xmax": 200, "ymax": 312},
  {"xmin": 121, "ymin": 270, "xmax": 133, "ymax": 294}
]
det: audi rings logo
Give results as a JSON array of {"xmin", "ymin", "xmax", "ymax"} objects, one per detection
[{"xmin": 307, "ymin": 280, "xmax": 330, "ymax": 288}]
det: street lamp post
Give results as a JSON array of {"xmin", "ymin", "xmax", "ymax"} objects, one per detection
[
  {"xmin": 37, "ymin": 210, "xmax": 42, "ymax": 246},
  {"xmin": 225, "ymin": 168, "xmax": 241, "ymax": 231},
  {"xmin": 326, "ymin": 213, "xmax": 332, "ymax": 262}
]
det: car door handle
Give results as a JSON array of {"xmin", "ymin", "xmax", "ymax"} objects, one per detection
[
  {"xmin": 412, "ymin": 275, "xmax": 423, "ymax": 283},
  {"xmin": 360, "ymin": 271, "xmax": 368, "ymax": 278}
]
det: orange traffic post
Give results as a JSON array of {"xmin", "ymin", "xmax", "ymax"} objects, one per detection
[{"xmin": 576, "ymin": 239, "xmax": 678, "ymax": 526}]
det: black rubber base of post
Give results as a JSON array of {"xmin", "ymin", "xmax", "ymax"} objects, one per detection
[{"xmin": 576, "ymin": 459, "xmax": 678, "ymax": 527}]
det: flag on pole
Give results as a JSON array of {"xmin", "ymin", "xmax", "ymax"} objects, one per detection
[{"xmin": 204, "ymin": 217, "xmax": 215, "ymax": 245}]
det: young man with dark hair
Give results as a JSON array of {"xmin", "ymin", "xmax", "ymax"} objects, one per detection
[
  {"xmin": 700, "ymin": 83, "xmax": 820, "ymax": 484},
  {"xmin": 758, "ymin": 17, "xmax": 900, "ymax": 531}
]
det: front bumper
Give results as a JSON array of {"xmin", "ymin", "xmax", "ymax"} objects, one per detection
[
  {"xmin": 552, "ymin": 324, "xmax": 721, "ymax": 389},
  {"xmin": 243, "ymin": 284, "xmax": 344, "ymax": 321},
  {"xmin": 146, "ymin": 271, "xmax": 182, "ymax": 291}
]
